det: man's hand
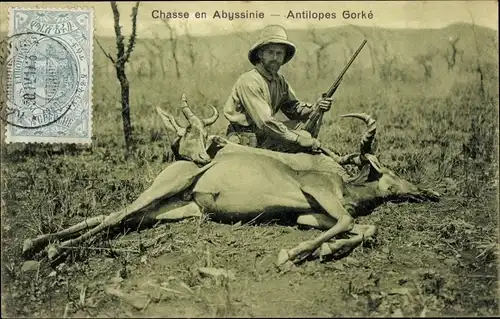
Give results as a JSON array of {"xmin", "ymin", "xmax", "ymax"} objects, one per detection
[
  {"xmin": 296, "ymin": 134, "xmax": 321, "ymax": 151},
  {"xmin": 316, "ymin": 96, "xmax": 333, "ymax": 112}
]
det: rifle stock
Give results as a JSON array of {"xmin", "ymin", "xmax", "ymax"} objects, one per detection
[{"xmin": 294, "ymin": 39, "xmax": 367, "ymax": 132}]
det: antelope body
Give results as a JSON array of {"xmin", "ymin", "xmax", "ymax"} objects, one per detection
[{"xmin": 23, "ymin": 95, "xmax": 440, "ymax": 266}]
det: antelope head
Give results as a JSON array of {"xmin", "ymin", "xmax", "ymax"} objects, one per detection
[
  {"xmin": 156, "ymin": 93, "xmax": 219, "ymax": 165},
  {"xmin": 339, "ymin": 113, "xmax": 440, "ymax": 204}
]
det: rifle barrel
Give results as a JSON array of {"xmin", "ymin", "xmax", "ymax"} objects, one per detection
[
  {"xmin": 326, "ymin": 39, "xmax": 367, "ymax": 97},
  {"xmin": 293, "ymin": 39, "xmax": 367, "ymax": 131}
]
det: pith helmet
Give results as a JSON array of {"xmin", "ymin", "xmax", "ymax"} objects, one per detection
[{"xmin": 248, "ymin": 25, "xmax": 296, "ymax": 65}]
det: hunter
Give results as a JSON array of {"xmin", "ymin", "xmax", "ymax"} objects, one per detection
[{"xmin": 223, "ymin": 24, "xmax": 333, "ymax": 153}]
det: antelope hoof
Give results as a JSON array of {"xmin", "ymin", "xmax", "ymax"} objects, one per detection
[
  {"xmin": 47, "ymin": 245, "xmax": 60, "ymax": 260},
  {"xmin": 319, "ymin": 243, "xmax": 333, "ymax": 261},
  {"xmin": 22, "ymin": 239, "xmax": 34, "ymax": 254},
  {"xmin": 287, "ymin": 241, "xmax": 316, "ymax": 264},
  {"xmin": 276, "ymin": 249, "xmax": 290, "ymax": 267}
]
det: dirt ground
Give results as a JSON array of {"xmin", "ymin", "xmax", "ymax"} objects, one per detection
[{"xmin": 1, "ymin": 169, "xmax": 498, "ymax": 317}]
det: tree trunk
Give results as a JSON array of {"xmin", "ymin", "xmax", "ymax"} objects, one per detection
[{"xmin": 116, "ymin": 64, "xmax": 132, "ymax": 151}]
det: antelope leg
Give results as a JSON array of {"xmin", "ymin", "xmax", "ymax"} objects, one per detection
[
  {"xmin": 46, "ymin": 212, "xmax": 127, "ymax": 260},
  {"xmin": 23, "ymin": 215, "xmax": 106, "ymax": 257},
  {"xmin": 154, "ymin": 201, "xmax": 202, "ymax": 221},
  {"xmin": 318, "ymin": 224, "xmax": 377, "ymax": 260},
  {"xmin": 296, "ymin": 214, "xmax": 376, "ymax": 260},
  {"xmin": 46, "ymin": 161, "xmax": 215, "ymax": 260},
  {"xmin": 120, "ymin": 161, "xmax": 203, "ymax": 215},
  {"xmin": 297, "ymin": 213, "xmax": 335, "ymax": 230},
  {"xmin": 277, "ymin": 180, "xmax": 354, "ymax": 266}
]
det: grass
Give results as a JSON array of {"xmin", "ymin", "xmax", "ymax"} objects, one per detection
[{"xmin": 1, "ymin": 24, "xmax": 499, "ymax": 317}]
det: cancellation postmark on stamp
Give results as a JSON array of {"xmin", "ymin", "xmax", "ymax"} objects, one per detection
[{"xmin": 2, "ymin": 7, "xmax": 94, "ymax": 144}]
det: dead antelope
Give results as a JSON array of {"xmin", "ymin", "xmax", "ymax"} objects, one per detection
[
  {"xmin": 23, "ymin": 96, "xmax": 440, "ymax": 267},
  {"xmin": 156, "ymin": 93, "xmax": 219, "ymax": 165}
]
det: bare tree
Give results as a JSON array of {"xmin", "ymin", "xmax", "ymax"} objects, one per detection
[
  {"xmin": 363, "ymin": 32, "xmax": 408, "ymax": 83},
  {"xmin": 414, "ymin": 51, "xmax": 436, "ymax": 81},
  {"xmin": 445, "ymin": 36, "xmax": 464, "ymax": 70},
  {"xmin": 308, "ymin": 28, "xmax": 339, "ymax": 79},
  {"xmin": 377, "ymin": 40, "xmax": 397, "ymax": 81},
  {"xmin": 133, "ymin": 59, "xmax": 149, "ymax": 78},
  {"xmin": 466, "ymin": 9, "xmax": 485, "ymax": 98},
  {"xmin": 206, "ymin": 42, "xmax": 218, "ymax": 70},
  {"xmin": 340, "ymin": 31, "xmax": 354, "ymax": 64},
  {"xmin": 348, "ymin": 24, "xmax": 377, "ymax": 75},
  {"xmin": 141, "ymin": 42, "xmax": 156, "ymax": 77},
  {"xmin": 163, "ymin": 20, "xmax": 181, "ymax": 79},
  {"xmin": 143, "ymin": 33, "xmax": 166, "ymax": 78},
  {"xmin": 302, "ymin": 58, "xmax": 315, "ymax": 80},
  {"xmin": 349, "ymin": 24, "xmax": 398, "ymax": 81},
  {"xmin": 180, "ymin": 20, "xmax": 196, "ymax": 66},
  {"xmin": 96, "ymin": 1, "xmax": 139, "ymax": 153}
]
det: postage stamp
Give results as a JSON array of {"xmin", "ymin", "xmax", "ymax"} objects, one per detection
[{"xmin": 2, "ymin": 7, "xmax": 94, "ymax": 144}]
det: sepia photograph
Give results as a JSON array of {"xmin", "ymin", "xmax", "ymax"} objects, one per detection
[{"xmin": 0, "ymin": 1, "xmax": 498, "ymax": 317}]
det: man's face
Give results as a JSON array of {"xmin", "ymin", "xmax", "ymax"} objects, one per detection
[{"xmin": 258, "ymin": 43, "xmax": 286, "ymax": 74}]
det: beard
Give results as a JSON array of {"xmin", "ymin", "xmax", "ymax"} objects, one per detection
[{"xmin": 263, "ymin": 60, "xmax": 281, "ymax": 74}]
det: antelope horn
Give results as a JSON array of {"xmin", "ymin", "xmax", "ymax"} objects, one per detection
[
  {"xmin": 202, "ymin": 105, "xmax": 219, "ymax": 126},
  {"xmin": 341, "ymin": 113, "xmax": 377, "ymax": 155},
  {"xmin": 336, "ymin": 153, "xmax": 364, "ymax": 166},
  {"xmin": 180, "ymin": 93, "xmax": 200, "ymax": 125},
  {"xmin": 320, "ymin": 147, "xmax": 363, "ymax": 166},
  {"xmin": 156, "ymin": 107, "xmax": 186, "ymax": 137}
]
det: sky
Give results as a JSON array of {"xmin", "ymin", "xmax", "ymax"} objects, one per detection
[{"xmin": 0, "ymin": 1, "xmax": 497, "ymax": 38}]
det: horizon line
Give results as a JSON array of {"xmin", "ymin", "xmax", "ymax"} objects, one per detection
[{"xmin": 94, "ymin": 21, "xmax": 497, "ymax": 41}]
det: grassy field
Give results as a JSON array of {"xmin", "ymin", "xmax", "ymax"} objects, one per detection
[{"xmin": 1, "ymin": 23, "xmax": 499, "ymax": 317}]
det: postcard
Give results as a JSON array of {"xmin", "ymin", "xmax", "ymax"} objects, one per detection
[{"xmin": 1, "ymin": 1, "xmax": 498, "ymax": 317}]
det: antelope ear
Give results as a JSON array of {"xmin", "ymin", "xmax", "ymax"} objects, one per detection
[
  {"xmin": 206, "ymin": 135, "xmax": 226, "ymax": 158},
  {"xmin": 362, "ymin": 153, "xmax": 384, "ymax": 182},
  {"xmin": 156, "ymin": 107, "xmax": 186, "ymax": 137},
  {"xmin": 364, "ymin": 153, "xmax": 383, "ymax": 173}
]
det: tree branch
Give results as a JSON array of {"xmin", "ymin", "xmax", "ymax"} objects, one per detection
[
  {"xmin": 94, "ymin": 36, "xmax": 115, "ymax": 64},
  {"xmin": 108, "ymin": 1, "xmax": 139, "ymax": 154},
  {"xmin": 309, "ymin": 28, "xmax": 338, "ymax": 79},
  {"xmin": 466, "ymin": 6, "xmax": 485, "ymax": 98},
  {"xmin": 347, "ymin": 23, "xmax": 378, "ymax": 75},
  {"xmin": 110, "ymin": 1, "xmax": 125, "ymax": 65},
  {"xmin": 163, "ymin": 19, "xmax": 180, "ymax": 79},
  {"xmin": 123, "ymin": 1, "xmax": 139, "ymax": 64},
  {"xmin": 180, "ymin": 20, "xmax": 195, "ymax": 66}
]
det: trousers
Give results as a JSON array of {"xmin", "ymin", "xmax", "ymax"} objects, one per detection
[{"xmin": 225, "ymin": 117, "xmax": 323, "ymax": 153}]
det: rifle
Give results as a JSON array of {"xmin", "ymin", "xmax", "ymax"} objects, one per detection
[{"xmin": 294, "ymin": 39, "xmax": 367, "ymax": 132}]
